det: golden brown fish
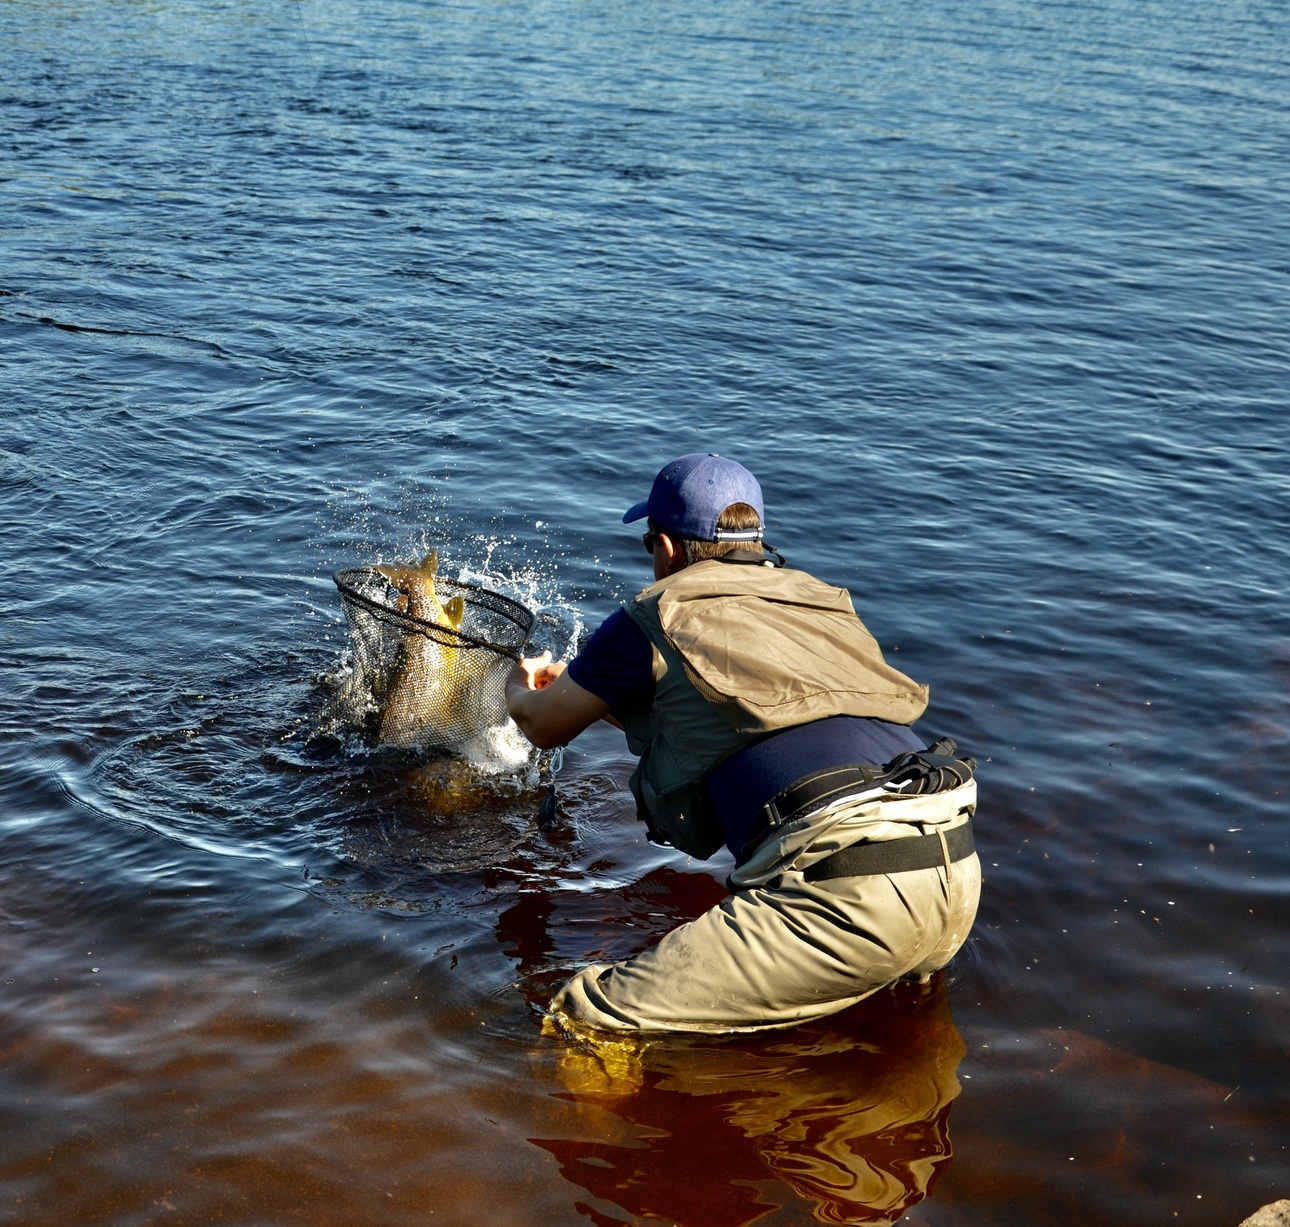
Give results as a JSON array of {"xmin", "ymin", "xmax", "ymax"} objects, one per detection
[{"xmin": 374, "ymin": 550, "xmax": 474, "ymax": 747}]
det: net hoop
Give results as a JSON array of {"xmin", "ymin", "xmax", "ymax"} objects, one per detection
[{"xmin": 332, "ymin": 568, "xmax": 534, "ymax": 661}]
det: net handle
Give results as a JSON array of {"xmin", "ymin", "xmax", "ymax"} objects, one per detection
[{"xmin": 333, "ymin": 570, "xmax": 528, "ymax": 662}]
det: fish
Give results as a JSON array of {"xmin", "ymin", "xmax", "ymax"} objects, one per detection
[
  {"xmin": 372, "ymin": 550, "xmax": 477, "ymax": 747},
  {"xmin": 374, "ymin": 550, "xmax": 467, "ymax": 637}
]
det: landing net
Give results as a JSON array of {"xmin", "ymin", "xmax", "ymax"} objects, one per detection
[{"xmin": 333, "ymin": 567, "xmax": 535, "ymax": 749}]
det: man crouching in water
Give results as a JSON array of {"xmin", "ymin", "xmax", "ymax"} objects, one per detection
[{"xmin": 506, "ymin": 453, "xmax": 981, "ymax": 1034}]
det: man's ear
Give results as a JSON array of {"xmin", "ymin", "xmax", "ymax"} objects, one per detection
[{"xmin": 656, "ymin": 531, "xmax": 687, "ymax": 575}]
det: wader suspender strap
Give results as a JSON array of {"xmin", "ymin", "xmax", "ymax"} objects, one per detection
[
  {"xmin": 804, "ymin": 818, "xmax": 975, "ymax": 882},
  {"xmin": 743, "ymin": 738, "xmax": 980, "ymax": 861},
  {"xmin": 731, "ymin": 739, "xmax": 977, "ymax": 865},
  {"xmin": 759, "ymin": 763, "xmax": 892, "ymax": 831}
]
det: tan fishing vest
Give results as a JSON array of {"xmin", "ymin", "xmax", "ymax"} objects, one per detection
[{"xmin": 618, "ymin": 560, "xmax": 930, "ymax": 859}]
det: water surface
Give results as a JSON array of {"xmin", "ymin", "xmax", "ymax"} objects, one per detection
[{"xmin": 2, "ymin": 0, "xmax": 1288, "ymax": 1223}]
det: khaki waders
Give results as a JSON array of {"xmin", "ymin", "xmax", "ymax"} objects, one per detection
[{"xmin": 549, "ymin": 781, "xmax": 980, "ymax": 1034}]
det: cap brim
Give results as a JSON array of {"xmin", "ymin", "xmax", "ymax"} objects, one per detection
[{"xmin": 622, "ymin": 499, "xmax": 650, "ymax": 524}]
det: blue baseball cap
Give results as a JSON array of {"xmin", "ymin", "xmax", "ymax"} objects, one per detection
[{"xmin": 622, "ymin": 453, "xmax": 765, "ymax": 542}]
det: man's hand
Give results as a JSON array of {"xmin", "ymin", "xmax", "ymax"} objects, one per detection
[
  {"xmin": 513, "ymin": 650, "xmax": 567, "ymax": 691},
  {"xmin": 506, "ymin": 653, "xmax": 611, "ymax": 750}
]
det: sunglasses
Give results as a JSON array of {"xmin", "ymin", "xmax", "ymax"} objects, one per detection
[{"xmin": 641, "ymin": 530, "xmax": 660, "ymax": 555}]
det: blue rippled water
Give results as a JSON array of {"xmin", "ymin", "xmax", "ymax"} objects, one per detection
[{"xmin": 2, "ymin": 1, "xmax": 1288, "ymax": 1224}]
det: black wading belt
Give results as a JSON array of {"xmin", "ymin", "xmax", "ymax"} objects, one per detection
[{"xmin": 803, "ymin": 816, "xmax": 975, "ymax": 881}]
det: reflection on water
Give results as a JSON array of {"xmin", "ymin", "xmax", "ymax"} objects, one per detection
[
  {"xmin": 495, "ymin": 844, "xmax": 965, "ymax": 1225},
  {"xmin": 336, "ymin": 756, "xmax": 542, "ymax": 876},
  {"xmin": 539, "ymin": 986, "xmax": 964, "ymax": 1227}
]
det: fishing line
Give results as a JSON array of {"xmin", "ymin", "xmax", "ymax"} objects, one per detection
[{"xmin": 289, "ymin": 0, "xmax": 339, "ymax": 147}]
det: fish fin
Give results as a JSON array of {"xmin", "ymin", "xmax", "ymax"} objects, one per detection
[
  {"xmin": 375, "ymin": 563, "xmax": 417, "ymax": 587},
  {"xmin": 419, "ymin": 549, "xmax": 439, "ymax": 575},
  {"xmin": 445, "ymin": 596, "xmax": 466, "ymax": 630}
]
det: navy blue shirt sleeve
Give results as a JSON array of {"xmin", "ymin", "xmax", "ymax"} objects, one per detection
[{"xmin": 566, "ymin": 608, "xmax": 654, "ymax": 713}]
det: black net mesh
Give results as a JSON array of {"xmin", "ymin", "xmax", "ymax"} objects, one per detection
[{"xmin": 333, "ymin": 567, "xmax": 535, "ymax": 749}]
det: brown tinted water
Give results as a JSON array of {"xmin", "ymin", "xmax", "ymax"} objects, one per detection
[
  {"xmin": 3, "ymin": 714, "xmax": 1285, "ymax": 1226},
  {"xmin": 1, "ymin": 725, "xmax": 960, "ymax": 1226}
]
